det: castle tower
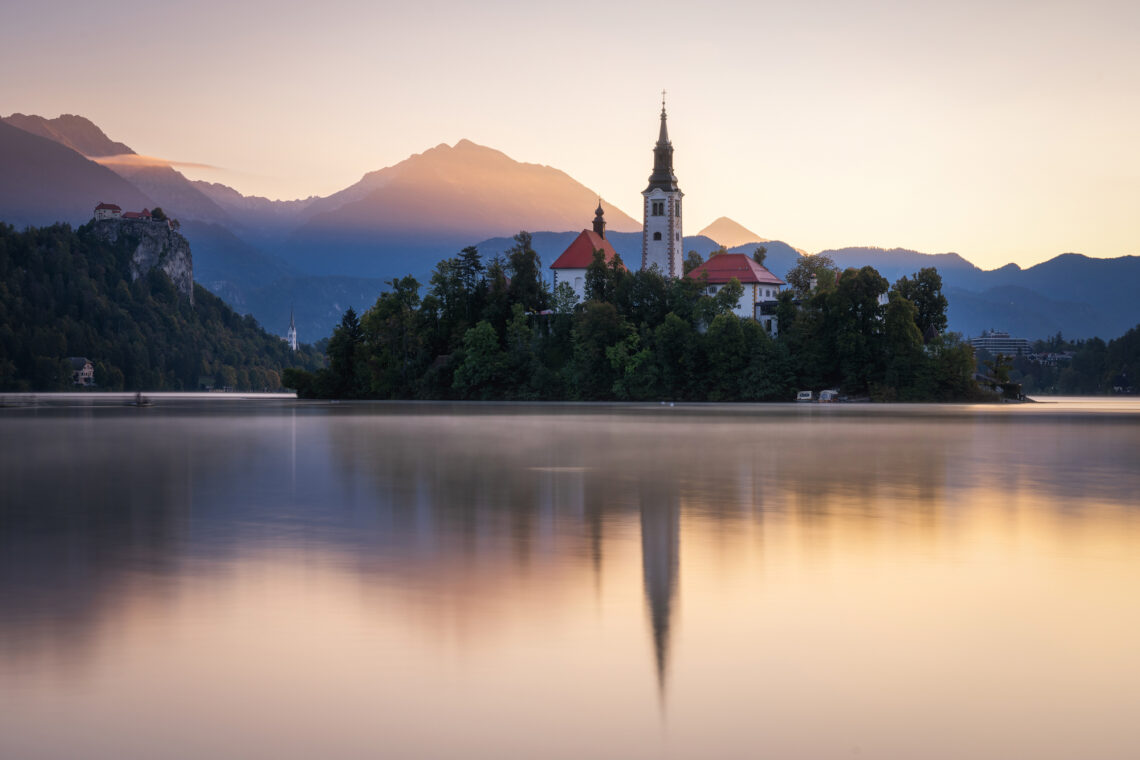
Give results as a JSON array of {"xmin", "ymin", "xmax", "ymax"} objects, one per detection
[
  {"xmin": 592, "ymin": 200, "xmax": 606, "ymax": 239},
  {"xmin": 286, "ymin": 306, "xmax": 298, "ymax": 352},
  {"xmin": 641, "ymin": 93, "xmax": 684, "ymax": 278}
]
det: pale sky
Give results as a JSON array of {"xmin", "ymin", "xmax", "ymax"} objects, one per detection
[{"xmin": 3, "ymin": 0, "xmax": 1138, "ymax": 268}]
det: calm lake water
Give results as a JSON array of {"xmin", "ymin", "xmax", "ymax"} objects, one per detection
[{"xmin": 2, "ymin": 398, "xmax": 1140, "ymax": 759}]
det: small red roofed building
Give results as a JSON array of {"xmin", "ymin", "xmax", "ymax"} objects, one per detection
[
  {"xmin": 550, "ymin": 203, "xmax": 624, "ymax": 303},
  {"xmin": 94, "ymin": 202, "xmax": 121, "ymax": 220},
  {"xmin": 686, "ymin": 252, "xmax": 786, "ymax": 334},
  {"xmin": 122, "ymin": 208, "xmax": 152, "ymax": 220}
]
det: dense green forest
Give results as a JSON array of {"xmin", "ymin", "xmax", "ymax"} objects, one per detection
[
  {"xmin": 987, "ymin": 328, "xmax": 1140, "ymax": 395},
  {"xmin": 284, "ymin": 235, "xmax": 983, "ymax": 402},
  {"xmin": 0, "ymin": 222, "xmax": 322, "ymax": 391}
]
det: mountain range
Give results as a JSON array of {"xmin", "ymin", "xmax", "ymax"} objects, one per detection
[{"xmin": 1, "ymin": 112, "xmax": 1136, "ymax": 343}]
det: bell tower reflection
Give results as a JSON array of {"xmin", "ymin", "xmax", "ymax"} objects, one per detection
[{"xmin": 640, "ymin": 477, "xmax": 680, "ymax": 697}]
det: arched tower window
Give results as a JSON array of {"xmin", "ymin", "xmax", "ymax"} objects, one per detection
[{"xmin": 653, "ymin": 232, "xmax": 662, "ymax": 241}]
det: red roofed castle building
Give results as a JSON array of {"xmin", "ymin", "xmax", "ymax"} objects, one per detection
[{"xmin": 94, "ymin": 202, "xmax": 121, "ymax": 220}]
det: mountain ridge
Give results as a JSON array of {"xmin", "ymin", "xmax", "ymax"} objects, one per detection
[{"xmin": 2, "ymin": 112, "xmax": 1136, "ymax": 342}]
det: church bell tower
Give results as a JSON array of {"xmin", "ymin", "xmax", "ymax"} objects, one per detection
[{"xmin": 642, "ymin": 93, "xmax": 683, "ymax": 278}]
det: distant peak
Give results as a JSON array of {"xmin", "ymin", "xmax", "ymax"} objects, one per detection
[
  {"xmin": 453, "ymin": 138, "xmax": 480, "ymax": 149},
  {"xmin": 698, "ymin": 216, "xmax": 769, "ymax": 248}
]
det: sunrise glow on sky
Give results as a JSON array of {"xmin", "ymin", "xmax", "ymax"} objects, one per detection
[{"xmin": 3, "ymin": 0, "xmax": 1137, "ymax": 268}]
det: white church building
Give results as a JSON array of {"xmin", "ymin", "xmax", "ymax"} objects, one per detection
[
  {"xmin": 549, "ymin": 97, "xmax": 787, "ymax": 332},
  {"xmin": 549, "ymin": 203, "xmax": 623, "ymax": 303}
]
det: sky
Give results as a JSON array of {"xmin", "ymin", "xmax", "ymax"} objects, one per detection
[{"xmin": 2, "ymin": 0, "xmax": 1138, "ymax": 268}]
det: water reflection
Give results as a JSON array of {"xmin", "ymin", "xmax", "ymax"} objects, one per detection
[{"xmin": 2, "ymin": 403, "xmax": 1140, "ymax": 758}]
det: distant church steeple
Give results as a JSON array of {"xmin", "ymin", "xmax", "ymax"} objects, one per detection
[
  {"xmin": 592, "ymin": 200, "xmax": 606, "ymax": 239},
  {"xmin": 642, "ymin": 92, "xmax": 684, "ymax": 278},
  {"xmin": 286, "ymin": 306, "xmax": 298, "ymax": 352}
]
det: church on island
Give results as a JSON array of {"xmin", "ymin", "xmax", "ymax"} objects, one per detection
[{"xmin": 550, "ymin": 97, "xmax": 786, "ymax": 333}]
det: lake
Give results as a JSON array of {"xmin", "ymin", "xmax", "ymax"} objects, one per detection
[{"xmin": 2, "ymin": 398, "xmax": 1139, "ymax": 759}]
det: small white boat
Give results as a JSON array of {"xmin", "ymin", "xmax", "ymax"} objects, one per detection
[
  {"xmin": 818, "ymin": 389, "xmax": 839, "ymax": 403},
  {"xmin": 796, "ymin": 390, "xmax": 813, "ymax": 402}
]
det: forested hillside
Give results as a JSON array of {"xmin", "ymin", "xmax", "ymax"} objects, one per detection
[{"xmin": 0, "ymin": 223, "xmax": 321, "ymax": 391}]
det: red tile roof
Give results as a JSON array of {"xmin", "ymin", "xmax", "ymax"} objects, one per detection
[
  {"xmin": 550, "ymin": 230, "xmax": 624, "ymax": 270},
  {"xmin": 95, "ymin": 202, "xmax": 121, "ymax": 211},
  {"xmin": 685, "ymin": 253, "xmax": 785, "ymax": 286}
]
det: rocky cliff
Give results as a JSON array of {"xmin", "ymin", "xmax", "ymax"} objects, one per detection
[{"xmin": 91, "ymin": 219, "xmax": 194, "ymax": 305}]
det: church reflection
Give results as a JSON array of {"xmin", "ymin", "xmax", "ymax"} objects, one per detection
[
  {"xmin": 639, "ymin": 476, "xmax": 680, "ymax": 696},
  {"xmin": 7, "ymin": 404, "xmax": 1136, "ymax": 709}
]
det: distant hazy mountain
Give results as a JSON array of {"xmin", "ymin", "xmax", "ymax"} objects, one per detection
[
  {"xmin": 0, "ymin": 120, "xmax": 153, "ymax": 228},
  {"xmin": 192, "ymin": 180, "xmax": 318, "ymax": 235},
  {"xmin": 282, "ymin": 140, "xmax": 641, "ymax": 277},
  {"xmin": 3, "ymin": 112, "xmax": 1136, "ymax": 343},
  {"xmin": 698, "ymin": 217, "xmax": 769, "ymax": 248},
  {"xmin": 820, "ymin": 246, "xmax": 983, "ymax": 287},
  {"xmin": 944, "ymin": 285, "xmax": 1109, "ymax": 341},
  {"xmin": 0, "ymin": 115, "xmax": 381, "ymax": 339},
  {"xmin": 818, "ymin": 246, "xmax": 1139, "ymax": 340},
  {"xmin": 2, "ymin": 113, "xmax": 134, "ymax": 157},
  {"xmin": 3, "ymin": 112, "xmax": 234, "ymax": 225},
  {"xmin": 107, "ymin": 164, "xmax": 234, "ymax": 224}
]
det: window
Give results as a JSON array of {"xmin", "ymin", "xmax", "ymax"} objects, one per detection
[
  {"xmin": 651, "ymin": 201, "xmax": 665, "ymax": 216},
  {"xmin": 675, "ymin": 199, "xmax": 681, "ymax": 217},
  {"xmin": 675, "ymin": 233, "xmax": 680, "ymax": 241},
  {"xmin": 653, "ymin": 231, "xmax": 662, "ymax": 241}
]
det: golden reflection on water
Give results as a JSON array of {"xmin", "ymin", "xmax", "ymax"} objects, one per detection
[{"xmin": 1, "ymin": 403, "xmax": 1139, "ymax": 758}]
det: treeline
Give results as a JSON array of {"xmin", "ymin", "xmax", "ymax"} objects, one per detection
[
  {"xmin": 998, "ymin": 328, "xmax": 1140, "ymax": 395},
  {"xmin": 0, "ymin": 222, "xmax": 322, "ymax": 391},
  {"xmin": 285, "ymin": 235, "xmax": 980, "ymax": 402}
]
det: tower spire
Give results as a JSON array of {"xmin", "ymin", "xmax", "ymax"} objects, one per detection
[
  {"xmin": 287, "ymin": 303, "xmax": 298, "ymax": 352},
  {"xmin": 646, "ymin": 92, "xmax": 678, "ymax": 193},
  {"xmin": 641, "ymin": 94, "xmax": 684, "ymax": 278},
  {"xmin": 593, "ymin": 199, "xmax": 606, "ymax": 239}
]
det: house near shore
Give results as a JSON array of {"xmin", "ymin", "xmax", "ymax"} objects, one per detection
[
  {"xmin": 68, "ymin": 357, "xmax": 94, "ymax": 386},
  {"xmin": 685, "ymin": 253, "xmax": 786, "ymax": 333}
]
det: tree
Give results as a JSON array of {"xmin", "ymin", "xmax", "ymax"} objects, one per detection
[
  {"xmin": 704, "ymin": 313, "xmax": 749, "ymax": 400},
  {"xmin": 572, "ymin": 301, "xmax": 633, "ymax": 399},
  {"xmin": 882, "ymin": 293, "xmax": 925, "ymax": 398},
  {"xmin": 752, "ymin": 246, "xmax": 767, "ymax": 266},
  {"xmin": 784, "ymin": 253, "xmax": 838, "ymax": 296},
  {"xmin": 505, "ymin": 232, "xmax": 548, "ymax": 313},
  {"xmin": 830, "ymin": 266, "xmax": 889, "ymax": 392},
  {"xmin": 892, "ymin": 267, "xmax": 948, "ymax": 341},
  {"xmin": 453, "ymin": 321, "xmax": 509, "ymax": 399},
  {"xmin": 653, "ymin": 313, "xmax": 698, "ymax": 400},
  {"xmin": 150, "ymin": 207, "xmax": 167, "ymax": 221},
  {"xmin": 551, "ymin": 281, "xmax": 579, "ymax": 314},
  {"xmin": 683, "ymin": 251, "xmax": 704, "ymax": 275},
  {"xmin": 361, "ymin": 276, "xmax": 423, "ymax": 397},
  {"xmin": 607, "ymin": 331, "xmax": 658, "ymax": 401},
  {"xmin": 325, "ymin": 307, "xmax": 367, "ymax": 398},
  {"xmin": 585, "ymin": 249, "xmax": 613, "ymax": 303}
]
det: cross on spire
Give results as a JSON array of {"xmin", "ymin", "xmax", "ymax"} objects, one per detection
[{"xmin": 661, "ymin": 89, "xmax": 667, "ymax": 111}]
